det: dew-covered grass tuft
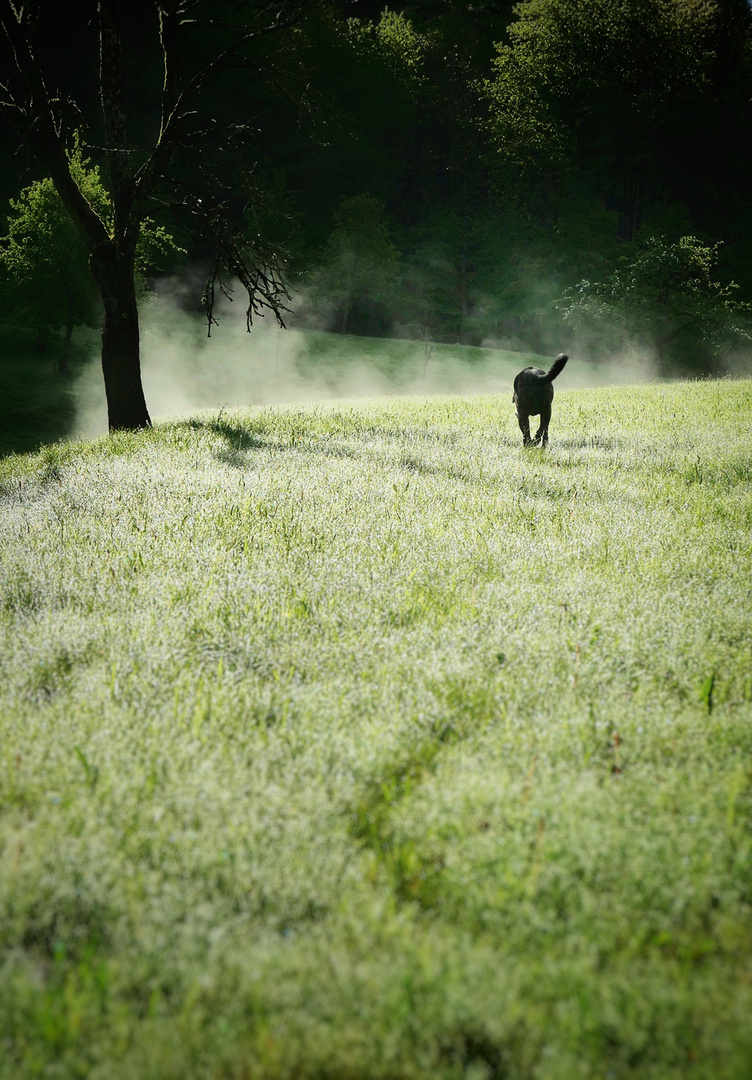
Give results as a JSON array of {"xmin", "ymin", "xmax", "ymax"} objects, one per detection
[{"xmin": 1, "ymin": 378, "xmax": 752, "ymax": 1078}]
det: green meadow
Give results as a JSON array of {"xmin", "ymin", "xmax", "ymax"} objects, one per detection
[{"xmin": 1, "ymin": 378, "xmax": 751, "ymax": 1078}]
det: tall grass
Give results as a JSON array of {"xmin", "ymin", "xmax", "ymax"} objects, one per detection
[{"xmin": 1, "ymin": 379, "xmax": 751, "ymax": 1078}]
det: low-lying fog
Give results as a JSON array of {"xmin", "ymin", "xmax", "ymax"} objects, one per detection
[{"xmin": 73, "ymin": 286, "xmax": 662, "ymax": 440}]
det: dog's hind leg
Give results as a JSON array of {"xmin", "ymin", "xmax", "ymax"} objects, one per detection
[
  {"xmin": 534, "ymin": 403, "xmax": 552, "ymax": 447},
  {"xmin": 517, "ymin": 412, "xmax": 532, "ymax": 446}
]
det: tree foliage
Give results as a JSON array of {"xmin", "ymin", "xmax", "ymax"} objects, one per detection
[
  {"xmin": 484, "ymin": 0, "xmax": 720, "ymax": 222},
  {"xmin": 560, "ymin": 235, "xmax": 752, "ymax": 370},
  {"xmin": 471, "ymin": 0, "xmax": 752, "ymax": 357},
  {"xmin": 307, "ymin": 193, "xmax": 401, "ymax": 335},
  {"xmin": 0, "ymin": 146, "xmax": 106, "ymax": 371},
  {"xmin": 0, "ymin": 143, "xmax": 182, "ymax": 373}
]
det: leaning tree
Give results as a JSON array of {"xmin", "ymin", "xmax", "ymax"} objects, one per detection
[{"xmin": 0, "ymin": 0, "xmax": 308, "ymax": 430}]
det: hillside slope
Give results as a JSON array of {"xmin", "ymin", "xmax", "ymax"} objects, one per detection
[{"xmin": 1, "ymin": 380, "xmax": 752, "ymax": 1079}]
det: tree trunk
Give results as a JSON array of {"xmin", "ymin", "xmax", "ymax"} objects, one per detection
[
  {"xmin": 90, "ymin": 242, "xmax": 151, "ymax": 431},
  {"xmin": 57, "ymin": 291, "xmax": 75, "ymax": 376},
  {"xmin": 35, "ymin": 325, "xmax": 50, "ymax": 355}
]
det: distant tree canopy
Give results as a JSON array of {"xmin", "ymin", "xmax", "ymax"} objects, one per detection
[
  {"xmin": 307, "ymin": 193, "xmax": 401, "ymax": 335},
  {"xmin": 475, "ymin": 0, "xmax": 751, "ymax": 359},
  {"xmin": 293, "ymin": 0, "xmax": 751, "ymax": 367},
  {"xmin": 483, "ymin": 0, "xmax": 722, "ymax": 227},
  {"xmin": 0, "ymin": 147, "xmax": 106, "ymax": 372},
  {"xmin": 1, "ymin": 0, "xmax": 751, "ymax": 405}
]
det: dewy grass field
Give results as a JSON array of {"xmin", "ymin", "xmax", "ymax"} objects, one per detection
[{"xmin": 1, "ymin": 378, "xmax": 751, "ymax": 1078}]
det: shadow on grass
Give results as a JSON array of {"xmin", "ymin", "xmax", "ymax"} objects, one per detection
[
  {"xmin": 555, "ymin": 433, "xmax": 633, "ymax": 452},
  {"xmin": 180, "ymin": 414, "xmax": 505, "ymax": 484},
  {"xmin": 0, "ymin": 326, "xmax": 98, "ymax": 457},
  {"xmin": 176, "ymin": 416, "xmax": 268, "ymax": 468},
  {"xmin": 180, "ymin": 414, "xmax": 640, "ymax": 489}
]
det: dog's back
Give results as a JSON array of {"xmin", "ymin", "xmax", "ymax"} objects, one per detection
[{"xmin": 513, "ymin": 353, "xmax": 568, "ymax": 414}]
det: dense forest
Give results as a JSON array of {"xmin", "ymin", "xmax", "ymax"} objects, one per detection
[{"xmin": 1, "ymin": 0, "xmax": 751, "ymax": 421}]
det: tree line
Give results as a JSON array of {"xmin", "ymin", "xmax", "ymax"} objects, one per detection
[{"xmin": 1, "ymin": 0, "xmax": 750, "ymax": 430}]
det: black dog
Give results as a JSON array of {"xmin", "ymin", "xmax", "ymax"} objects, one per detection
[{"xmin": 512, "ymin": 353, "xmax": 569, "ymax": 447}]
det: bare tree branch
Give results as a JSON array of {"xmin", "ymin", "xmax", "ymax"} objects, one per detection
[
  {"xmin": 202, "ymin": 208, "xmax": 291, "ymax": 336},
  {"xmin": 158, "ymin": 1, "xmax": 181, "ymax": 142},
  {"xmin": 98, "ymin": 0, "xmax": 137, "ymax": 243},
  {"xmin": 154, "ymin": 0, "xmax": 307, "ymax": 146},
  {"xmin": 0, "ymin": 0, "xmax": 110, "ymax": 253},
  {"xmin": 134, "ymin": 0, "xmax": 309, "ymax": 221}
]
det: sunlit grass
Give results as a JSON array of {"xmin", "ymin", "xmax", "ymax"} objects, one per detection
[{"xmin": 1, "ymin": 378, "xmax": 751, "ymax": 1078}]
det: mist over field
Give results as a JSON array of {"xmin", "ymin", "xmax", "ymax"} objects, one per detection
[{"xmin": 72, "ymin": 283, "xmax": 661, "ymax": 439}]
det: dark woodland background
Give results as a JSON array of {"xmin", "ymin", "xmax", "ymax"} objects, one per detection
[{"xmin": 1, "ymin": 0, "xmax": 751, "ymax": 441}]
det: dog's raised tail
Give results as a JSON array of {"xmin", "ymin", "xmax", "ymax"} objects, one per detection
[{"xmin": 542, "ymin": 353, "xmax": 568, "ymax": 383}]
